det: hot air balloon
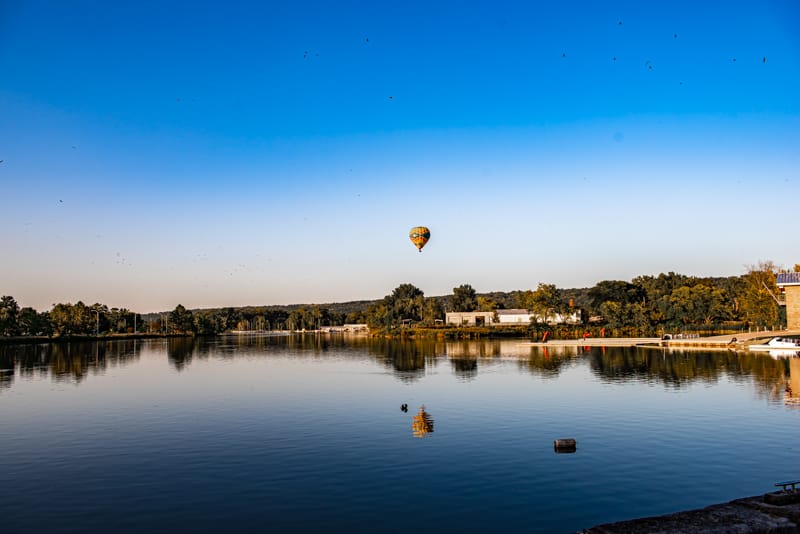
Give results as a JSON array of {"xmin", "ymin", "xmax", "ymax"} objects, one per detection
[{"xmin": 409, "ymin": 226, "xmax": 430, "ymax": 253}]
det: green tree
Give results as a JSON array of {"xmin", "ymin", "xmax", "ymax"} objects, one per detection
[
  {"xmin": 287, "ymin": 307, "xmax": 313, "ymax": 330},
  {"xmin": 451, "ymin": 284, "xmax": 477, "ymax": 312},
  {"xmin": 740, "ymin": 261, "xmax": 780, "ymax": 328},
  {"xmin": 0, "ymin": 295, "xmax": 20, "ymax": 336},
  {"xmin": 588, "ymin": 280, "xmax": 645, "ymax": 312},
  {"xmin": 170, "ymin": 304, "xmax": 195, "ymax": 334},
  {"xmin": 476, "ymin": 296, "xmax": 497, "ymax": 312},
  {"xmin": 598, "ymin": 301, "xmax": 626, "ymax": 329},
  {"xmin": 526, "ymin": 283, "xmax": 562, "ymax": 322},
  {"xmin": 17, "ymin": 307, "xmax": 51, "ymax": 336},
  {"xmin": 48, "ymin": 301, "xmax": 93, "ymax": 335},
  {"xmin": 388, "ymin": 284, "xmax": 425, "ymax": 323},
  {"xmin": 422, "ymin": 297, "xmax": 444, "ymax": 326},
  {"xmin": 193, "ymin": 311, "xmax": 218, "ymax": 335}
]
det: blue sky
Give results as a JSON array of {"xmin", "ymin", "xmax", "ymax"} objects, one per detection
[{"xmin": 1, "ymin": 0, "xmax": 798, "ymax": 312}]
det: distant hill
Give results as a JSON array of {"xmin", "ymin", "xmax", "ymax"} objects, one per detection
[{"xmin": 141, "ymin": 288, "xmax": 595, "ymax": 322}]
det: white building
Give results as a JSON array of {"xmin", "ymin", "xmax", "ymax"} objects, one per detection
[
  {"xmin": 496, "ymin": 309, "xmax": 533, "ymax": 324},
  {"xmin": 445, "ymin": 311, "xmax": 495, "ymax": 326},
  {"xmin": 445, "ymin": 309, "xmax": 582, "ymax": 327}
]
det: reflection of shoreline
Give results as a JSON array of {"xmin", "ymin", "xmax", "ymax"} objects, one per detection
[
  {"xmin": 1, "ymin": 338, "xmax": 795, "ymax": 403},
  {"xmin": 0, "ymin": 340, "xmax": 142, "ymax": 389},
  {"xmin": 0, "ymin": 333, "xmax": 191, "ymax": 346}
]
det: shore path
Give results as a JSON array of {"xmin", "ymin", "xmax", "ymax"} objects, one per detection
[{"xmin": 522, "ymin": 329, "xmax": 800, "ymax": 350}]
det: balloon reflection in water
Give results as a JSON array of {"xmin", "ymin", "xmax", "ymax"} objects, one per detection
[{"xmin": 412, "ymin": 405, "xmax": 434, "ymax": 438}]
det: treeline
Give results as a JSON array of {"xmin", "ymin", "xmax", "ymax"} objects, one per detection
[
  {"xmin": 0, "ymin": 261, "xmax": 795, "ymax": 338},
  {"xmin": 351, "ymin": 261, "xmax": 794, "ymax": 336}
]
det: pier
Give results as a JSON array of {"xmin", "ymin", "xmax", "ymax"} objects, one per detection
[{"xmin": 523, "ymin": 330, "xmax": 800, "ymax": 351}]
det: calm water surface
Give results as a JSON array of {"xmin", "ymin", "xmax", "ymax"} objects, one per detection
[{"xmin": 1, "ymin": 336, "xmax": 799, "ymax": 533}]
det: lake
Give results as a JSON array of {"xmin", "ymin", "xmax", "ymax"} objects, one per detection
[{"xmin": 1, "ymin": 335, "xmax": 799, "ymax": 533}]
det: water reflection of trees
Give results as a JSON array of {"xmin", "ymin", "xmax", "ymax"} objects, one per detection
[
  {"xmin": 0, "ymin": 341, "xmax": 141, "ymax": 388},
  {"xmin": 365, "ymin": 338, "xmax": 440, "ymax": 382},
  {"xmin": 1, "ymin": 338, "xmax": 794, "ymax": 403},
  {"xmin": 167, "ymin": 338, "xmax": 197, "ymax": 370},
  {"xmin": 517, "ymin": 346, "xmax": 581, "ymax": 378},
  {"xmin": 587, "ymin": 347, "xmax": 789, "ymax": 401}
]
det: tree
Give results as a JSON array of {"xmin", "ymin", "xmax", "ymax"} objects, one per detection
[
  {"xmin": 451, "ymin": 284, "xmax": 477, "ymax": 312},
  {"xmin": 194, "ymin": 311, "xmax": 219, "ymax": 335},
  {"xmin": 421, "ymin": 298, "xmax": 443, "ymax": 326},
  {"xmin": 0, "ymin": 295, "xmax": 20, "ymax": 336},
  {"xmin": 386, "ymin": 284, "xmax": 425, "ymax": 323},
  {"xmin": 170, "ymin": 304, "xmax": 195, "ymax": 334},
  {"xmin": 476, "ymin": 296, "xmax": 498, "ymax": 312},
  {"xmin": 18, "ymin": 307, "xmax": 50, "ymax": 336},
  {"xmin": 88, "ymin": 303, "xmax": 109, "ymax": 334},
  {"xmin": 48, "ymin": 301, "xmax": 93, "ymax": 335},
  {"xmin": 598, "ymin": 301, "xmax": 625, "ymax": 329},
  {"xmin": 526, "ymin": 283, "xmax": 562, "ymax": 322},
  {"xmin": 588, "ymin": 280, "xmax": 645, "ymax": 312},
  {"xmin": 740, "ymin": 261, "xmax": 780, "ymax": 328}
]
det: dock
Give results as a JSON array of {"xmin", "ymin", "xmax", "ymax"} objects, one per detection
[{"xmin": 523, "ymin": 330, "xmax": 800, "ymax": 352}]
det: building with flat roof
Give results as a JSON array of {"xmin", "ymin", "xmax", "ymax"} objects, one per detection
[
  {"xmin": 777, "ymin": 272, "xmax": 800, "ymax": 330},
  {"xmin": 445, "ymin": 309, "xmax": 582, "ymax": 327}
]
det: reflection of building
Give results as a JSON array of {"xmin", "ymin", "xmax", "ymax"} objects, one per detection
[
  {"xmin": 412, "ymin": 406, "xmax": 434, "ymax": 438},
  {"xmin": 787, "ymin": 358, "xmax": 800, "ymax": 406},
  {"xmin": 777, "ymin": 272, "xmax": 800, "ymax": 330}
]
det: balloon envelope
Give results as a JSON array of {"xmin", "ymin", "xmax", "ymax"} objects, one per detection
[{"xmin": 409, "ymin": 226, "xmax": 430, "ymax": 252}]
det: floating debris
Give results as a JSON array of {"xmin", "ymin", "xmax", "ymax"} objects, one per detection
[{"xmin": 554, "ymin": 438, "xmax": 577, "ymax": 453}]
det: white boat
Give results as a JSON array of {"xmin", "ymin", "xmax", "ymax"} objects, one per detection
[{"xmin": 749, "ymin": 337, "xmax": 800, "ymax": 351}]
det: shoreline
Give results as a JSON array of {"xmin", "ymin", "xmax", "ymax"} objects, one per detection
[
  {"xmin": 0, "ymin": 333, "xmax": 192, "ymax": 345},
  {"xmin": 2, "ymin": 330, "xmax": 798, "ymax": 350},
  {"xmin": 579, "ymin": 492, "xmax": 800, "ymax": 533},
  {"xmin": 523, "ymin": 329, "xmax": 800, "ymax": 351}
]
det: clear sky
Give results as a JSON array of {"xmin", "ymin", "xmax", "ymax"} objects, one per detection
[{"xmin": 1, "ymin": 0, "xmax": 799, "ymax": 313}]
